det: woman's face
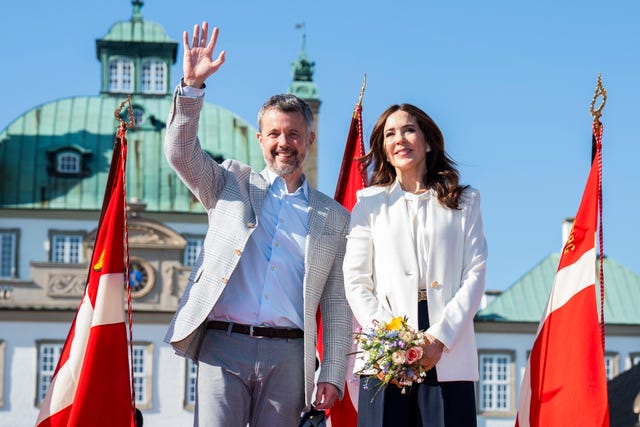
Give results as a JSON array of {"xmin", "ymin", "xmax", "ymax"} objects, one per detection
[{"xmin": 383, "ymin": 110, "xmax": 430, "ymax": 176}]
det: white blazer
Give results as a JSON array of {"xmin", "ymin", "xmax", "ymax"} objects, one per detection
[{"xmin": 343, "ymin": 180, "xmax": 488, "ymax": 381}]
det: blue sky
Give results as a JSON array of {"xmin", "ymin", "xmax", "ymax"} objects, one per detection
[{"xmin": 2, "ymin": 0, "xmax": 639, "ymax": 291}]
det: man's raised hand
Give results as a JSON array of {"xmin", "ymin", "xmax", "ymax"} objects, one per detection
[{"xmin": 182, "ymin": 21, "xmax": 226, "ymax": 88}]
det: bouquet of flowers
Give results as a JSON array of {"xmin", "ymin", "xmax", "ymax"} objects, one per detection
[{"xmin": 353, "ymin": 316, "xmax": 428, "ymax": 393}]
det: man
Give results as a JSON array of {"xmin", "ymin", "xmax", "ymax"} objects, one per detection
[{"xmin": 164, "ymin": 21, "xmax": 352, "ymax": 427}]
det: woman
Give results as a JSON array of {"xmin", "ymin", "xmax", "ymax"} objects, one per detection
[{"xmin": 343, "ymin": 104, "xmax": 488, "ymax": 427}]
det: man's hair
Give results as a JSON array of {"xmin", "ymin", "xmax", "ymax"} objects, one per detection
[{"xmin": 257, "ymin": 94, "xmax": 314, "ymax": 132}]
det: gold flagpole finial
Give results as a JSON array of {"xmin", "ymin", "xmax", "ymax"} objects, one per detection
[
  {"xmin": 590, "ymin": 74, "xmax": 607, "ymax": 124},
  {"xmin": 114, "ymin": 95, "xmax": 135, "ymax": 129},
  {"xmin": 357, "ymin": 73, "xmax": 367, "ymax": 107}
]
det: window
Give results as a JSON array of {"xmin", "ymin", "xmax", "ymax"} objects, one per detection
[
  {"xmin": 604, "ymin": 353, "xmax": 619, "ymax": 380},
  {"xmin": 183, "ymin": 236, "xmax": 204, "ymax": 267},
  {"xmin": 36, "ymin": 342, "xmax": 64, "ymax": 404},
  {"xmin": 184, "ymin": 359, "xmax": 197, "ymax": 409},
  {"xmin": 56, "ymin": 152, "xmax": 81, "ymax": 174},
  {"xmin": 0, "ymin": 340, "xmax": 5, "ymax": 407},
  {"xmin": 109, "ymin": 57, "xmax": 134, "ymax": 93},
  {"xmin": 50, "ymin": 233, "xmax": 84, "ymax": 263},
  {"xmin": 141, "ymin": 59, "xmax": 166, "ymax": 94},
  {"xmin": 478, "ymin": 351, "xmax": 515, "ymax": 415},
  {"xmin": 0, "ymin": 230, "xmax": 18, "ymax": 278},
  {"xmin": 131, "ymin": 343, "xmax": 153, "ymax": 408},
  {"xmin": 631, "ymin": 353, "xmax": 640, "ymax": 367}
]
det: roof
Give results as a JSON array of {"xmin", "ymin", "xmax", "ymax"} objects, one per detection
[
  {"xmin": 102, "ymin": 1, "xmax": 172, "ymax": 43},
  {"xmin": 0, "ymin": 95, "xmax": 264, "ymax": 213},
  {"xmin": 477, "ymin": 253, "xmax": 640, "ymax": 325}
]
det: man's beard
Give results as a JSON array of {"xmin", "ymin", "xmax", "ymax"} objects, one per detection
[{"xmin": 265, "ymin": 150, "xmax": 306, "ymax": 177}]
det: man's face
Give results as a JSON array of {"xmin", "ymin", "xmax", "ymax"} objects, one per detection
[{"xmin": 257, "ymin": 109, "xmax": 315, "ymax": 178}]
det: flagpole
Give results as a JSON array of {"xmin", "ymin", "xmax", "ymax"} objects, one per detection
[{"xmin": 590, "ymin": 75, "xmax": 607, "ymax": 350}]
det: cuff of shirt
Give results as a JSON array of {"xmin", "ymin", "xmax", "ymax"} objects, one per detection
[{"xmin": 179, "ymin": 78, "xmax": 206, "ymax": 98}]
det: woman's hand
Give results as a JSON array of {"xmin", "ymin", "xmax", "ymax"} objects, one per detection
[
  {"xmin": 420, "ymin": 334, "xmax": 444, "ymax": 371},
  {"xmin": 182, "ymin": 21, "xmax": 226, "ymax": 88}
]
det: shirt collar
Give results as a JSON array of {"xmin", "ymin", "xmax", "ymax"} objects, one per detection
[{"xmin": 265, "ymin": 168, "xmax": 309, "ymax": 199}]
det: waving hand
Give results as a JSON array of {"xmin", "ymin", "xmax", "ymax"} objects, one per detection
[{"xmin": 182, "ymin": 21, "xmax": 226, "ymax": 88}]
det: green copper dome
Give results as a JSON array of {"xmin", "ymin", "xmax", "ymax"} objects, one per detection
[
  {"xmin": 0, "ymin": 95, "xmax": 263, "ymax": 213},
  {"xmin": 102, "ymin": 0, "xmax": 172, "ymax": 43}
]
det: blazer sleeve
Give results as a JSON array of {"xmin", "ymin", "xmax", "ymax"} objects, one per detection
[
  {"xmin": 317, "ymin": 210, "xmax": 352, "ymax": 395},
  {"xmin": 164, "ymin": 87, "xmax": 224, "ymax": 210},
  {"xmin": 343, "ymin": 193, "xmax": 395, "ymax": 327}
]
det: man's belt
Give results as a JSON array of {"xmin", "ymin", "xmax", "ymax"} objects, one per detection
[{"xmin": 207, "ymin": 320, "xmax": 304, "ymax": 339}]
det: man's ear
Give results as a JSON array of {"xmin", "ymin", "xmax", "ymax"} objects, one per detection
[
  {"xmin": 256, "ymin": 131, "xmax": 262, "ymax": 145},
  {"xmin": 308, "ymin": 131, "xmax": 316, "ymax": 146}
]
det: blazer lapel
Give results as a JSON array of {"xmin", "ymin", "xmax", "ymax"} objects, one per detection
[
  {"xmin": 304, "ymin": 188, "xmax": 328, "ymax": 279},
  {"xmin": 386, "ymin": 181, "xmax": 421, "ymax": 279},
  {"xmin": 249, "ymin": 169, "xmax": 270, "ymax": 220}
]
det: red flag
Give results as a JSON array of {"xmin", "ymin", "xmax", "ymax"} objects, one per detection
[
  {"xmin": 320, "ymin": 94, "xmax": 367, "ymax": 427},
  {"xmin": 515, "ymin": 139, "xmax": 609, "ymax": 426},
  {"xmin": 333, "ymin": 102, "xmax": 367, "ymax": 211},
  {"xmin": 36, "ymin": 126, "xmax": 135, "ymax": 427}
]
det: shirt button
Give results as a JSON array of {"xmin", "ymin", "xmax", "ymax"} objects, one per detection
[
  {"xmin": 430, "ymin": 280, "xmax": 440, "ymax": 289},
  {"xmin": 271, "ymin": 266, "xmax": 276, "ymax": 271},
  {"xmin": 274, "ymin": 242, "xmax": 279, "ymax": 248}
]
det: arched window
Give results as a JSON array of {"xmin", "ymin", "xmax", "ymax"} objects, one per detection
[
  {"xmin": 56, "ymin": 151, "xmax": 81, "ymax": 174},
  {"xmin": 109, "ymin": 57, "xmax": 134, "ymax": 93},
  {"xmin": 141, "ymin": 59, "xmax": 166, "ymax": 94}
]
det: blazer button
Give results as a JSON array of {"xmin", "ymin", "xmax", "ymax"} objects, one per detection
[
  {"xmin": 247, "ymin": 222, "xmax": 255, "ymax": 229},
  {"xmin": 430, "ymin": 280, "xmax": 440, "ymax": 289},
  {"xmin": 221, "ymin": 277, "xmax": 228, "ymax": 284},
  {"xmin": 234, "ymin": 249, "xmax": 242, "ymax": 256}
]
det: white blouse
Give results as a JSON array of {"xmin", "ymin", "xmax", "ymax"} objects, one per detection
[{"xmin": 403, "ymin": 191, "xmax": 430, "ymax": 292}]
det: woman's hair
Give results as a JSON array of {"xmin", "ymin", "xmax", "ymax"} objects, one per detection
[{"xmin": 362, "ymin": 103, "xmax": 468, "ymax": 209}]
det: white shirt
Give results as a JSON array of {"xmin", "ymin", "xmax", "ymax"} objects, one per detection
[{"xmin": 403, "ymin": 191, "xmax": 430, "ymax": 292}]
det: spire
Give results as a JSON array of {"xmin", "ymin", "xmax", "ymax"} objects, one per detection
[
  {"xmin": 132, "ymin": 0, "xmax": 144, "ymax": 23},
  {"xmin": 289, "ymin": 23, "xmax": 319, "ymax": 100}
]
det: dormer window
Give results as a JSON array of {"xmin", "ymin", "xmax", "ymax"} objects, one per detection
[
  {"xmin": 57, "ymin": 151, "xmax": 81, "ymax": 174},
  {"xmin": 46, "ymin": 145, "xmax": 92, "ymax": 177},
  {"xmin": 141, "ymin": 59, "xmax": 166, "ymax": 94},
  {"xmin": 109, "ymin": 57, "xmax": 134, "ymax": 93}
]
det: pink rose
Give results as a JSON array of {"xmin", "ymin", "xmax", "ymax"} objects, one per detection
[{"xmin": 406, "ymin": 346, "xmax": 424, "ymax": 364}]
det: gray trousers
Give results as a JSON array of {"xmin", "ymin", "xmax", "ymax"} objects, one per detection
[{"xmin": 195, "ymin": 328, "xmax": 305, "ymax": 427}]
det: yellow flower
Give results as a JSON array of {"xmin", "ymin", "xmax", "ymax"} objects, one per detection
[{"xmin": 387, "ymin": 316, "xmax": 405, "ymax": 331}]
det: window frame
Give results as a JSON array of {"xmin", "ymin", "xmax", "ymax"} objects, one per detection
[
  {"xmin": 141, "ymin": 58, "xmax": 167, "ymax": 94},
  {"xmin": 49, "ymin": 230, "xmax": 85, "ymax": 264},
  {"xmin": 183, "ymin": 235, "xmax": 204, "ymax": 267},
  {"xmin": 184, "ymin": 358, "xmax": 197, "ymax": 410},
  {"xmin": 56, "ymin": 151, "xmax": 81, "ymax": 174},
  {"xmin": 604, "ymin": 352, "xmax": 619, "ymax": 380},
  {"xmin": 477, "ymin": 349, "xmax": 516, "ymax": 417},
  {"xmin": 131, "ymin": 342, "xmax": 153, "ymax": 409},
  {"xmin": 0, "ymin": 229, "xmax": 19, "ymax": 278},
  {"xmin": 35, "ymin": 340, "xmax": 65, "ymax": 406},
  {"xmin": 0, "ymin": 340, "xmax": 5, "ymax": 408},
  {"xmin": 108, "ymin": 56, "xmax": 134, "ymax": 93}
]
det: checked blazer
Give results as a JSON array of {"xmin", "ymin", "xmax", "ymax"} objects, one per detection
[{"xmin": 163, "ymin": 91, "xmax": 352, "ymax": 406}]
